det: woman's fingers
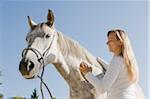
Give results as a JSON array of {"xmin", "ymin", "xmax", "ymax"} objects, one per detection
[
  {"xmin": 79, "ymin": 62, "xmax": 92, "ymax": 75},
  {"xmin": 80, "ymin": 62, "xmax": 88, "ymax": 67},
  {"xmin": 80, "ymin": 65, "xmax": 88, "ymax": 71},
  {"xmin": 80, "ymin": 62, "xmax": 85, "ymax": 67}
]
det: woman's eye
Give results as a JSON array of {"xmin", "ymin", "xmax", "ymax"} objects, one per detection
[{"xmin": 45, "ymin": 34, "xmax": 50, "ymax": 38}]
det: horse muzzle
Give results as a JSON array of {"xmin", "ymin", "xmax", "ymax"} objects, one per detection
[{"xmin": 19, "ymin": 58, "xmax": 35, "ymax": 78}]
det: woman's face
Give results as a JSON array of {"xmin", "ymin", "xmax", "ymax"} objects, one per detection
[{"xmin": 107, "ymin": 32, "xmax": 122, "ymax": 55}]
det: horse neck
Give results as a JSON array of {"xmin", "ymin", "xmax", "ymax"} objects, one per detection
[
  {"xmin": 53, "ymin": 31, "xmax": 103, "ymax": 81},
  {"xmin": 51, "ymin": 32, "xmax": 85, "ymax": 80}
]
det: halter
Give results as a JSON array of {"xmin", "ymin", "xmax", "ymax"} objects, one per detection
[{"xmin": 21, "ymin": 35, "xmax": 55, "ymax": 99}]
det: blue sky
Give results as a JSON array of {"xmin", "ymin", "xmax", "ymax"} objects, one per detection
[{"xmin": 0, "ymin": 1, "xmax": 148, "ymax": 99}]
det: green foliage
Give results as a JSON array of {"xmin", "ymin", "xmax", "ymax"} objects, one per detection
[
  {"xmin": 0, "ymin": 94, "xmax": 3, "ymax": 99},
  {"xmin": 12, "ymin": 96, "xmax": 26, "ymax": 99},
  {"xmin": 31, "ymin": 89, "xmax": 39, "ymax": 99}
]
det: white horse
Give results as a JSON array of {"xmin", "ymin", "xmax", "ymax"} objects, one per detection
[{"xmin": 19, "ymin": 9, "xmax": 107, "ymax": 99}]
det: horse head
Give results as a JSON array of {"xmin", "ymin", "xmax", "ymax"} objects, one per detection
[{"xmin": 19, "ymin": 9, "xmax": 59, "ymax": 79}]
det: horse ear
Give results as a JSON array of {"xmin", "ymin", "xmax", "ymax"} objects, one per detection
[
  {"xmin": 47, "ymin": 9, "xmax": 54, "ymax": 27},
  {"xmin": 27, "ymin": 16, "xmax": 37, "ymax": 29}
]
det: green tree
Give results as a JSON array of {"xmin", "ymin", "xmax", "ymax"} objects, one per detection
[{"xmin": 31, "ymin": 89, "xmax": 39, "ymax": 99}]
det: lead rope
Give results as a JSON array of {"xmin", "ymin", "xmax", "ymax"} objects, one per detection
[
  {"xmin": 36, "ymin": 54, "xmax": 55, "ymax": 99},
  {"xmin": 22, "ymin": 48, "xmax": 55, "ymax": 99},
  {"xmin": 37, "ymin": 67, "xmax": 54, "ymax": 99},
  {"xmin": 36, "ymin": 55, "xmax": 53, "ymax": 99}
]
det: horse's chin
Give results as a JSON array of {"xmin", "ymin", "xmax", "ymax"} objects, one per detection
[
  {"xmin": 23, "ymin": 74, "xmax": 36, "ymax": 79},
  {"xmin": 26, "ymin": 76, "xmax": 35, "ymax": 79}
]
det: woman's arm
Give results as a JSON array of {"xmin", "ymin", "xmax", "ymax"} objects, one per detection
[
  {"xmin": 96, "ymin": 57, "xmax": 109, "ymax": 70},
  {"xmin": 85, "ymin": 56, "xmax": 123, "ymax": 93}
]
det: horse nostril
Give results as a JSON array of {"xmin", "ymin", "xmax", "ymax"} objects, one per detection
[
  {"xmin": 29, "ymin": 61, "xmax": 34, "ymax": 71},
  {"xmin": 19, "ymin": 59, "xmax": 34, "ymax": 72},
  {"xmin": 19, "ymin": 58, "xmax": 29, "ymax": 71}
]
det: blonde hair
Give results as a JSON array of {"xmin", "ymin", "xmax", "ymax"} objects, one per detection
[{"xmin": 107, "ymin": 29, "xmax": 139, "ymax": 83}]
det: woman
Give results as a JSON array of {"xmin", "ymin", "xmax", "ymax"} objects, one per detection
[{"xmin": 79, "ymin": 29, "xmax": 145, "ymax": 99}]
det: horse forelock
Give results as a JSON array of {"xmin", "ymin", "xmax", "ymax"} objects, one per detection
[{"xmin": 26, "ymin": 24, "xmax": 44, "ymax": 40}]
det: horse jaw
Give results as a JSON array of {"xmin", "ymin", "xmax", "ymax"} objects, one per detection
[{"xmin": 45, "ymin": 54, "xmax": 56, "ymax": 64}]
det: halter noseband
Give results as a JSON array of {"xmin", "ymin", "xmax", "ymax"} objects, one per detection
[{"xmin": 22, "ymin": 47, "xmax": 44, "ymax": 65}]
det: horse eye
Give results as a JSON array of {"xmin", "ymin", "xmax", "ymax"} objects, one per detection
[{"xmin": 45, "ymin": 34, "xmax": 50, "ymax": 38}]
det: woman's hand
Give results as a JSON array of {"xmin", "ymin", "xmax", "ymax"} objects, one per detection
[{"xmin": 79, "ymin": 62, "xmax": 92, "ymax": 76}]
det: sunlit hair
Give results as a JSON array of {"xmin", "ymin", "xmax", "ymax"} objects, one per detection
[{"xmin": 107, "ymin": 29, "xmax": 139, "ymax": 83}]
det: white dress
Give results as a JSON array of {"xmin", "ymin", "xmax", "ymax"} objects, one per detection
[{"xmin": 85, "ymin": 55, "xmax": 145, "ymax": 99}]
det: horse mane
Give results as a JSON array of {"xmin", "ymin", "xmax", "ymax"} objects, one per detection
[{"xmin": 57, "ymin": 31, "xmax": 103, "ymax": 70}]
